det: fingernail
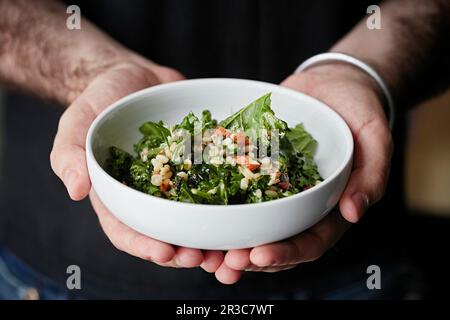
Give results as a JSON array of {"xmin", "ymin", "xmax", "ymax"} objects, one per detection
[
  {"xmin": 351, "ymin": 192, "xmax": 370, "ymax": 217},
  {"xmin": 63, "ymin": 170, "xmax": 78, "ymax": 195},
  {"xmin": 174, "ymin": 255, "xmax": 186, "ymax": 267}
]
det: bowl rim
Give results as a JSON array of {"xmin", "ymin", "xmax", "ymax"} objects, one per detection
[{"xmin": 86, "ymin": 78, "xmax": 354, "ymax": 209}]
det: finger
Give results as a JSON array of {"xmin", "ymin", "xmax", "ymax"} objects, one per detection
[
  {"xmin": 152, "ymin": 65, "xmax": 186, "ymax": 83},
  {"xmin": 215, "ymin": 261, "xmax": 243, "ymax": 285},
  {"xmin": 157, "ymin": 249, "xmax": 221, "ymax": 270},
  {"xmin": 249, "ymin": 241, "xmax": 299, "ymax": 267},
  {"xmin": 245, "ymin": 264, "xmax": 298, "ymax": 273},
  {"xmin": 174, "ymin": 247, "xmax": 204, "ymax": 268},
  {"xmin": 225, "ymin": 248, "xmax": 297, "ymax": 272},
  {"xmin": 339, "ymin": 120, "xmax": 393, "ymax": 222},
  {"xmin": 201, "ymin": 250, "xmax": 225, "ymax": 273},
  {"xmin": 50, "ymin": 102, "xmax": 95, "ymax": 200},
  {"xmin": 152, "ymin": 260, "xmax": 182, "ymax": 268},
  {"xmin": 155, "ymin": 251, "xmax": 219, "ymax": 270},
  {"xmin": 90, "ymin": 190, "xmax": 176, "ymax": 263},
  {"xmin": 251, "ymin": 211, "xmax": 350, "ymax": 266},
  {"xmin": 224, "ymin": 249, "xmax": 252, "ymax": 270}
]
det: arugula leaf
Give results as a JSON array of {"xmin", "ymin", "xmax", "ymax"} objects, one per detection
[
  {"xmin": 134, "ymin": 121, "xmax": 171, "ymax": 156},
  {"xmin": 220, "ymin": 93, "xmax": 288, "ymax": 134},
  {"xmin": 139, "ymin": 120, "xmax": 170, "ymax": 142}
]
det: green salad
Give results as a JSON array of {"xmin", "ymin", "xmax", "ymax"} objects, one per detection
[{"xmin": 106, "ymin": 93, "xmax": 322, "ymax": 204}]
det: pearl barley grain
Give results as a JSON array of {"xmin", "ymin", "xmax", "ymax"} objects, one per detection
[
  {"xmin": 160, "ymin": 164, "xmax": 171, "ymax": 176},
  {"xmin": 156, "ymin": 154, "xmax": 169, "ymax": 164},
  {"xmin": 151, "ymin": 159, "xmax": 163, "ymax": 172},
  {"xmin": 240, "ymin": 178, "xmax": 249, "ymax": 190},
  {"xmin": 151, "ymin": 174, "xmax": 163, "ymax": 186},
  {"xmin": 183, "ymin": 159, "xmax": 192, "ymax": 170},
  {"xmin": 177, "ymin": 172, "xmax": 188, "ymax": 180},
  {"xmin": 261, "ymin": 157, "xmax": 271, "ymax": 165}
]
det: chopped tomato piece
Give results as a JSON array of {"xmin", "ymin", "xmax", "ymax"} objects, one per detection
[
  {"xmin": 160, "ymin": 179, "xmax": 171, "ymax": 192},
  {"xmin": 233, "ymin": 131, "xmax": 249, "ymax": 145},
  {"xmin": 236, "ymin": 155, "xmax": 260, "ymax": 171},
  {"xmin": 246, "ymin": 163, "xmax": 260, "ymax": 171},
  {"xmin": 214, "ymin": 126, "xmax": 231, "ymax": 137},
  {"xmin": 278, "ymin": 181, "xmax": 290, "ymax": 190},
  {"xmin": 236, "ymin": 155, "xmax": 247, "ymax": 165}
]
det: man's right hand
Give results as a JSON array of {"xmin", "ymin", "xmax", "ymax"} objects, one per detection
[{"xmin": 50, "ymin": 59, "xmax": 225, "ymax": 271}]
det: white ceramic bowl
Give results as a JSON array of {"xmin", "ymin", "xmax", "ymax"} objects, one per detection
[{"xmin": 86, "ymin": 78, "xmax": 353, "ymax": 250}]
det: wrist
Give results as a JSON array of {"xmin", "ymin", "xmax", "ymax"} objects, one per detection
[
  {"xmin": 296, "ymin": 54, "xmax": 394, "ymax": 129},
  {"xmin": 61, "ymin": 47, "xmax": 136, "ymax": 105},
  {"xmin": 302, "ymin": 63, "xmax": 384, "ymax": 102}
]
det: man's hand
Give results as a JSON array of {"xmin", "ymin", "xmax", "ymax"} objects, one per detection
[
  {"xmin": 215, "ymin": 64, "xmax": 393, "ymax": 284},
  {"xmin": 0, "ymin": 0, "xmax": 225, "ymax": 275},
  {"xmin": 50, "ymin": 59, "xmax": 224, "ymax": 270}
]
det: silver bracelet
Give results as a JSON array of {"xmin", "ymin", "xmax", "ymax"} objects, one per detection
[{"xmin": 295, "ymin": 52, "xmax": 395, "ymax": 130}]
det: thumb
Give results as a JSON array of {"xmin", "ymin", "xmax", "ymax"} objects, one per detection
[
  {"xmin": 50, "ymin": 95, "xmax": 97, "ymax": 200},
  {"xmin": 339, "ymin": 120, "xmax": 393, "ymax": 222}
]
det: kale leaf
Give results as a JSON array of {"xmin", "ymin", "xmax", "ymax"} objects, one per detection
[
  {"xmin": 106, "ymin": 146, "xmax": 133, "ymax": 184},
  {"xmin": 281, "ymin": 123, "xmax": 322, "ymax": 189}
]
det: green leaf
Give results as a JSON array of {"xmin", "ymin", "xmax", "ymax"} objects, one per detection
[
  {"xmin": 133, "ymin": 120, "xmax": 170, "ymax": 156},
  {"xmin": 220, "ymin": 93, "xmax": 288, "ymax": 134},
  {"xmin": 288, "ymin": 155, "xmax": 322, "ymax": 189},
  {"xmin": 177, "ymin": 183, "xmax": 197, "ymax": 203},
  {"xmin": 129, "ymin": 160, "xmax": 151, "ymax": 190},
  {"xmin": 106, "ymin": 146, "xmax": 133, "ymax": 184},
  {"xmin": 281, "ymin": 123, "xmax": 321, "ymax": 189},
  {"xmin": 201, "ymin": 110, "xmax": 218, "ymax": 131},
  {"xmin": 175, "ymin": 112, "xmax": 200, "ymax": 134},
  {"xmin": 228, "ymin": 169, "xmax": 244, "ymax": 196},
  {"xmin": 186, "ymin": 164, "xmax": 238, "ymax": 205},
  {"xmin": 139, "ymin": 120, "xmax": 171, "ymax": 138},
  {"xmin": 133, "ymin": 136, "xmax": 163, "ymax": 156},
  {"xmin": 282, "ymin": 123, "xmax": 317, "ymax": 159}
]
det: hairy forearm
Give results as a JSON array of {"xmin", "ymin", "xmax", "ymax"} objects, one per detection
[
  {"xmin": 0, "ymin": 0, "xmax": 145, "ymax": 105},
  {"xmin": 332, "ymin": 0, "xmax": 450, "ymax": 108}
]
